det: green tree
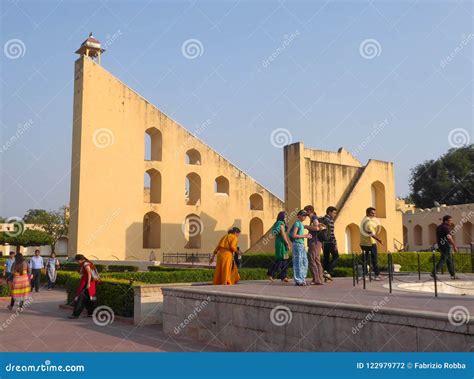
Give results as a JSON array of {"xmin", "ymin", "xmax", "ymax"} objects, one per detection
[
  {"xmin": 0, "ymin": 229, "xmax": 53, "ymax": 253},
  {"xmin": 22, "ymin": 207, "xmax": 69, "ymax": 253},
  {"xmin": 409, "ymin": 144, "xmax": 474, "ymax": 208}
]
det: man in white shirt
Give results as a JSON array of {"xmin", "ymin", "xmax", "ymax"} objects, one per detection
[{"xmin": 30, "ymin": 249, "xmax": 44, "ymax": 292}]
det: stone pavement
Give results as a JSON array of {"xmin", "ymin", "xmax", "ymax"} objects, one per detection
[
  {"xmin": 200, "ymin": 274, "xmax": 474, "ymax": 315},
  {"xmin": 0, "ymin": 289, "xmax": 222, "ymax": 352}
]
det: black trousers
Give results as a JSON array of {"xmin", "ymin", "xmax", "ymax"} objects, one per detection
[
  {"xmin": 360, "ymin": 244, "xmax": 379, "ymax": 276},
  {"xmin": 31, "ymin": 269, "xmax": 41, "ymax": 292},
  {"xmin": 72, "ymin": 288, "xmax": 95, "ymax": 317},
  {"xmin": 267, "ymin": 259, "xmax": 289, "ymax": 280},
  {"xmin": 435, "ymin": 244, "xmax": 455, "ymax": 276},
  {"xmin": 323, "ymin": 242, "xmax": 339, "ymax": 275}
]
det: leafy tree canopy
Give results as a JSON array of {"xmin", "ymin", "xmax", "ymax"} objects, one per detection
[{"xmin": 409, "ymin": 144, "xmax": 473, "ymax": 208}]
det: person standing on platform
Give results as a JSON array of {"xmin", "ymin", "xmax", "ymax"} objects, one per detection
[
  {"xmin": 320, "ymin": 206, "xmax": 339, "ymax": 282},
  {"xmin": 29, "ymin": 249, "xmax": 44, "ymax": 293},
  {"xmin": 303, "ymin": 205, "xmax": 325, "ymax": 285},
  {"xmin": 360, "ymin": 207, "xmax": 383, "ymax": 281},
  {"xmin": 8, "ymin": 253, "xmax": 31, "ymax": 311},
  {"xmin": 290, "ymin": 210, "xmax": 312, "ymax": 286},
  {"xmin": 267, "ymin": 211, "xmax": 291, "ymax": 283},
  {"xmin": 431, "ymin": 215, "xmax": 458, "ymax": 280},
  {"xmin": 210, "ymin": 227, "xmax": 241, "ymax": 285}
]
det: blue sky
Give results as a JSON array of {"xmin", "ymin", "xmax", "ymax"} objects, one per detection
[{"xmin": 1, "ymin": 0, "xmax": 472, "ymax": 217}]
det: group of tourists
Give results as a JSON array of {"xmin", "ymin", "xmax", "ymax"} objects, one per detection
[
  {"xmin": 3, "ymin": 249, "xmax": 99, "ymax": 317},
  {"xmin": 2, "ymin": 250, "xmax": 61, "ymax": 310},
  {"xmin": 211, "ymin": 205, "xmax": 385, "ymax": 286},
  {"xmin": 210, "ymin": 206, "xmax": 461, "ymax": 286}
]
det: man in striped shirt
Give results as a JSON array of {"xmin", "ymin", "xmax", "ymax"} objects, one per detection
[{"xmin": 321, "ymin": 206, "xmax": 339, "ymax": 281}]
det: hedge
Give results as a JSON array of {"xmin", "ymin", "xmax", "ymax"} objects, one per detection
[
  {"xmin": 241, "ymin": 252, "xmax": 473, "ymax": 273},
  {"xmin": 59, "ymin": 263, "xmax": 138, "ymax": 273}
]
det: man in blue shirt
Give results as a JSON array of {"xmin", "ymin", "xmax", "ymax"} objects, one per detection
[
  {"xmin": 3, "ymin": 251, "xmax": 15, "ymax": 288},
  {"xmin": 29, "ymin": 249, "xmax": 44, "ymax": 292}
]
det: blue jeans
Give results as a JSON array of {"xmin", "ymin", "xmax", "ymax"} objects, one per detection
[{"xmin": 292, "ymin": 243, "xmax": 308, "ymax": 284}]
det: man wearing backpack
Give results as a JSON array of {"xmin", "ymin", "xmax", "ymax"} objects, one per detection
[{"xmin": 320, "ymin": 206, "xmax": 339, "ymax": 281}]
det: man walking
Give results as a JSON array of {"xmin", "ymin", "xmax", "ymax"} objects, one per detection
[
  {"xmin": 30, "ymin": 249, "xmax": 44, "ymax": 292},
  {"xmin": 432, "ymin": 215, "xmax": 458, "ymax": 279},
  {"xmin": 321, "ymin": 206, "xmax": 339, "ymax": 281},
  {"xmin": 360, "ymin": 207, "xmax": 383, "ymax": 281}
]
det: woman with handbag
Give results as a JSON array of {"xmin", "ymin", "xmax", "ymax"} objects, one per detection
[
  {"xmin": 69, "ymin": 254, "xmax": 98, "ymax": 319},
  {"xmin": 210, "ymin": 227, "xmax": 241, "ymax": 285}
]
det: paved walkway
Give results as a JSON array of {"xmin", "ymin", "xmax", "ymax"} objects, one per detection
[
  {"xmin": 0, "ymin": 290, "xmax": 222, "ymax": 352},
  {"xmin": 199, "ymin": 274, "xmax": 474, "ymax": 315}
]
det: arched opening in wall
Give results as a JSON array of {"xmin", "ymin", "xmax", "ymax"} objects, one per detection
[
  {"xmin": 144, "ymin": 127, "xmax": 162, "ymax": 161},
  {"xmin": 371, "ymin": 181, "xmax": 386, "ymax": 218},
  {"xmin": 428, "ymin": 223, "xmax": 437, "ymax": 246},
  {"xmin": 185, "ymin": 149, "xmax": 201, "ymax": 165},
  {"xmin": 55, "ymin": 236, "xmax": 68, "ymax": 255},
  {"xmin": 462, "ymin": 221, "xmax": 473, "ymax": 245},
  {"xmin": 143, "ymin": 212, "xmax": 161, "ymax": 249},
  {"xmin": 184, "ymin": 214, "xmax": 202, "ymax": 249},
  {"xmin": 214, "ymin": 176, "xmax": 230, "ymax": 195},
  {"xmin": 378, "ymin": 226, "xmax": 387, "ymax": 252},
  {"xmin": 249, "ymin": 217, "xmax": 264, "ymax": 247},
  {"xmin": 185, "ymin": 173, "xmax": 201, "ymax": 205},
  {"xmin": 414, "ymin": 225, "xmax": 423, "ymax": 246},
  {"xmin": 344, "ymin": 223, "xmax": 360, "ymax": 253},
  {"xmin": 249, "ymin": 193, "xmax": 263, "ymax": 211},
  {"xmin": 144, "ymin": 169, "xmax": 161, "ymax": 203},
  {"xmin": 403, "ymin": 226, "xmax": 408, "ymax": 247}
]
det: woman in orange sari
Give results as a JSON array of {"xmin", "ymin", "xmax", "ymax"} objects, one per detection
[{"xmin": 210, "ymin": 227, "xmax": 241, "ymax": 285}]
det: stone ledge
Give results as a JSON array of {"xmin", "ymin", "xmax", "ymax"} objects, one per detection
[{"xmin": 161, "ymin": 287, "xmax": 474, "ymax": 333}]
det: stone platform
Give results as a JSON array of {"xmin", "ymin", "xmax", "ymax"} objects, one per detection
[{"xmin": 162, "ymin": 275, "xmax": 474, "ymax": 352}]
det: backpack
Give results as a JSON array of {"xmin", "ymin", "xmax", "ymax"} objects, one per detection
[
  {"xmin": 317, "ymin": 217, "xmax": 332, "ymax": 242},
  {"xmin": 83, "ymin": 262, "xmax": 100, "ymax": 282}
]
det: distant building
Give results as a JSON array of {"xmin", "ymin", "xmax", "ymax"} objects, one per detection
[
  {"xmin": 400, "ymin": 202, "xmax": 474, "ymax": 250},
  {"xmin": 0, "ymin": 224, "xmax": 68, "ymax": 256}
]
